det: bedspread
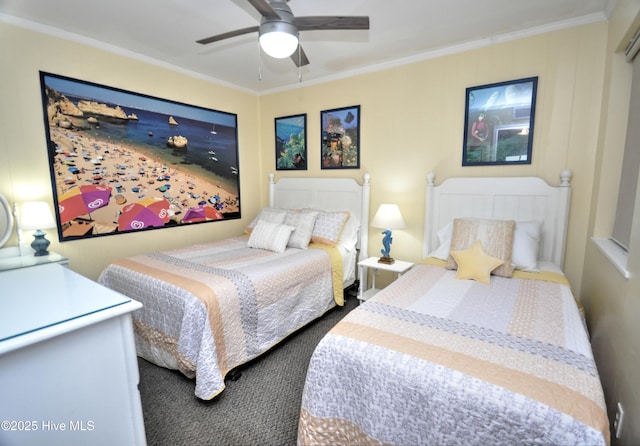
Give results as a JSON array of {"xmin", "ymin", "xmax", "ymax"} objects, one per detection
[
  {"xmin": 98, "ymin": 236, "xmax": 341, "ymax": 400},
  {"xmin": 298, "ymin": 263, "xmax": 609, "ymax": 446}
]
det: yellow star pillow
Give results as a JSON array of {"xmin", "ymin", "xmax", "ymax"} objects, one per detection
[{"xmin": 450, "ymin": 240, "xmax": 504, "ymax": 285}]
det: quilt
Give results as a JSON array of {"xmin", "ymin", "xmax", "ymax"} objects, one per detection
[
  {"xmin": 298, "ymin": 263, "xmax": 609, "ymax": 445},
  {"xmin": 98, "ymin": 236, "xmax": 342, "ymax": 400}
]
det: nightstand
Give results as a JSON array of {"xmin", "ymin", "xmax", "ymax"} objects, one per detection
[
  {"xmin": 358, "ymin": 256, "xmax": 414, "ymax": 301},
  {"xmin": 0, "ymin": 251, "xmax": 69, "ymax": 272}
]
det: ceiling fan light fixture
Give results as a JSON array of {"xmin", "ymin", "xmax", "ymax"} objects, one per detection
[{"xmin": 259, "ymin": 21, "xmax": 298, "ymax": 59}]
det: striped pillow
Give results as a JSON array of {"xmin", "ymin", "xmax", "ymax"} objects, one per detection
[
  {"xmin": 446, "ymin": 218, "xmax": 516, "ymax": 278},
  {"xmin": 247, "ymin": 220, "xmax": 295, "ymax": 253}
]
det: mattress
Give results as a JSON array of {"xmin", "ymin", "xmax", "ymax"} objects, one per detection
[{"xmin": 337, "ymin": 244, "xmax": 357, "ymax": 286}]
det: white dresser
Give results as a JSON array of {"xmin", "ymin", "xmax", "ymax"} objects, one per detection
[{"xmin": 0, "ymin": 263, "xmax": 146, "ymax": 446}]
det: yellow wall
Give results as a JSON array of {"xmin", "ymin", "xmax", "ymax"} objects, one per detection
[
  {"xmin": 0, "ymin": 22, "xmax": 260, "ymax": 280},
  {"xmin": 261, "ymin": 22, "xmax": 608, "ymax": 293},
  {"xmin": 0, "ymin": 20, "xmax": 610, "ymax": 292},
  {"xmin": 581, "ymin": 1, "xmax": 640, "ymax": 444},
  {"xmin": 0, "ymin": 16, "xmax": 613, "ymax": 291}
]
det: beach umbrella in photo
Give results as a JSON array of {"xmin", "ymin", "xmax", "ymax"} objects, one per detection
[
  {"xmin": 182, "ymin": 205, "xmax": 223, "ymax": 223},
  {"xmin": 58, "ymin": 184, "xmax": 112, "ymax": 224},
  {"xmin": 118, "ymin": 197, "xmax": 171, "ymax": 231}
]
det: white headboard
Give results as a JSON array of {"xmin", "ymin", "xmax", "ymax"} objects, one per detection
[
  {"xmin": 268, "ymin": 174, "xmax": 371, "ymax": 261},
  {"xmin": 423, "ymin": 171, "xmax": 572, "ymax": 268}
]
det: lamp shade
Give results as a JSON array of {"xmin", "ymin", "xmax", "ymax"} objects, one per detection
[
  {"xmin": 371, "ymin": 204, "xmax": 406, "ymax": 230},
  {"xmin": 259, "ymin": 21, "xmax": 299, "ymax": 58},
  {"xmin": 21, "ymin": 201, "xmax": 56, "ymax": 230}
]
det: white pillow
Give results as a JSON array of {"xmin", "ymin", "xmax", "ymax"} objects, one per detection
[
  {"xmin": 337, "ymin": 213, "xmax": 359, "ymax": 251},
  {"xmin": 284, "ymin": 209, "xmax": 319, "ymax": 249},
  {"xmin": 429, "ymin": 221, "xmax": 454, "ymax": 260},
  {"xmin": 247, "ymin": 220, "xmax": 295, "ymax": 253},
  {"xmin": 512, "ymin": 221, "xmax": 542, "ymax": 271}
]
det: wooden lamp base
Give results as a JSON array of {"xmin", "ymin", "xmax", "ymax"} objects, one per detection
[{"xmin": 378, "ymin": 255, "xmax": 395, "ymax": 264}]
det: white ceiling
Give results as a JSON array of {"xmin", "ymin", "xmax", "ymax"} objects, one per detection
[{"xmin": 0, "ymin": 0, "xmax": 613, "ymax": 94}]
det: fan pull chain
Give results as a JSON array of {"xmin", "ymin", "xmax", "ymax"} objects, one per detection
[
  {"xmin": 258, "ymin": 41, "xmax": 262, "ymax": 81},
  {"xmin": 297, "ymin": 36, "xmax": 302, "ymax": 83}
]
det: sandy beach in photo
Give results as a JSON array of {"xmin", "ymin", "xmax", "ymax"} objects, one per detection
[{"xmin": 50, "ymin": 124, "xmax": 239, "ymax": 237}]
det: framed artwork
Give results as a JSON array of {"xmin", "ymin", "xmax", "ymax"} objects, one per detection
[
  {"xmin": 39, "ymin": 71, "xmax": 241, "ymax": 242},
  {"xmin": 462, "ymin": 77, "xmax": 538, "ymax": 166},
  {"xmin": 321, "ymin": 105, "xmax": 360, "ymax": 169},
  {"xmin": 275, "ymin": 113, "xmax": 307, "ymax": 170}
]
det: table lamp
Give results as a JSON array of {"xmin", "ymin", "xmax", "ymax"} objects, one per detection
[
  {"xmin": 21, "ymin": 201, "xmax": 57, "ymax": 256},
  {"xmin": 371, "ymin": 203, "xmax": 405, "ymax": 264}
]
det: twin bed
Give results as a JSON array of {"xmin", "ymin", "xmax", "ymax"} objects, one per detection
[
  {"xmin": 99, "ymin": 174, "xmax": 371, "ymax": 400},
  {"xmin": 99, "ymin": 171, "xmax": 609, "ymax": 445},
  {"xmin": 297, "ymin": 171, "xmax": 610, "ymax": 445}
]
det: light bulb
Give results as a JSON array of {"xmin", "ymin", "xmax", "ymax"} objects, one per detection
[{"xmin": 259, "ymin": 31, "xmax": 298, "ymax": 58}]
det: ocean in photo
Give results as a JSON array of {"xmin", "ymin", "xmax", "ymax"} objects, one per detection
[{"xmin": 63, "ymin": 95, "xmax": 240, "ymax": 188}]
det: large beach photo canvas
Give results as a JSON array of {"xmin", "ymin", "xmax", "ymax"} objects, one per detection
[{"xmin": 39, "ymin": 72, "xmax": 241, "ymax": 242}]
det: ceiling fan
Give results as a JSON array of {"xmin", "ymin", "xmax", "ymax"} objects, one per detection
[{"xmin": 196, "ymin": 0, "xmax": 370, "ymax": 67}]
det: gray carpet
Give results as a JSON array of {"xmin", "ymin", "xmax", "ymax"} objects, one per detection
[{"xmin": 138, "ymin": 294, "xmax": 358, "ymax": 446}]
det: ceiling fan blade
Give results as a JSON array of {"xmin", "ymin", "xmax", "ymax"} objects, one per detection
[
  {"xmin": 248, "ymin": 0, "xmax": 281, "ymax": 20},
  {"xmin": 196, "ymin": 26, "xmax": 259, "ymax": 45},
  {"xmin": 290, "ymin": 45, "xmax": 310, "ymax": 67},
  {"xmin": 294, "ymin": 16, "xmax": 370, "ymax": 31}
]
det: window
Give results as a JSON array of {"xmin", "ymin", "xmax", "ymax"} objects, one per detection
[
  {"xmin": 612, "ymin": 29, "xmax": 640, "ymax": 252},
  {"xmin": 596, "ymin": 27, "xmax": 640, "ymax": 278}
]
